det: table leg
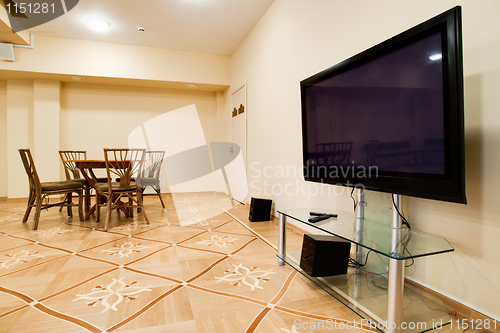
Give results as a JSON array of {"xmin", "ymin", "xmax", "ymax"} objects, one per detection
[{"xmin": 278, "ymin": 213, "xmax": 286, "ymax": 265}]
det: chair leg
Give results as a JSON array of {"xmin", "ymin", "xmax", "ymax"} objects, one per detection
[
  {"xmin": 155, "ymin": 187, "xmax": 165, "ymax": 208},
  {"xmin": 22, "ymin": 189, "xmax": 36, "ymax": 223},
  {"xmin": 137, "ymin": 188, "xmax": 145, "ymax": 213},
  {"xmin": 128, "ymin": 195, "xmax": 134, "ymax": 218},
  {"xmin": 137, "ymin": 190, "xmax": 149, "ymax": 224},
  {"xmin": 66, "ymin": 193, "xmax": 73, "ymax": 217},
  {"xmin": 59, "ymin": 193, "xmax": 67, "ymax": 212},
  {"xmin": 96, "ymin": 193, "xmax": 101, "ymax": 222},
  {"xmin": 33, "ymin": 192, "xmax": 42, "ymax": 230},
  {"xmin": 84, "ymin": 185, "xmax": 91, "ymax": 213},
  {"xmin": 104, "ymin": 196, "xmax": 112, "ymax": 232},
  {"xmin": 78, "ymin": 190, "xmax": 84, "ymax": 221}
]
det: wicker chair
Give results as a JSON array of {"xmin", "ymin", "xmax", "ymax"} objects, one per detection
[
  {"xmin": 136, "ymin": 150, "xmax": 166, "ymax": 209},
  {"xmin": 95, "ymin": 148, "xmax": 149, "ymax": 231},
  {"xmin": 19, "ymin": 149, "xmax": 84, "ymax": 230},
  {"xmin": 59, "ymin": 150, "xmax": 90, "ymax": 213}
]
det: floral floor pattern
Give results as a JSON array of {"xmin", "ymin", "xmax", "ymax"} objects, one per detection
[{"xmin": 0, "ymin": 192, "xmax": 373, "ymax": 332}]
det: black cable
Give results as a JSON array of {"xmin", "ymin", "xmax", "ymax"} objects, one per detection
[
  {"xmin": 371, "ymin": 273, "xmax": 388, "ymax": 290},
  {"xmin": 391, "ymin": 194, "xmax": 415, "ymax": 267},
  {"xmin": 392, "ymin": 194, "xmax": 410, "ymax": 228},
  {"xmin": 349, "ymin": 250, "xmax": 373, "ymax": 268},
  {"xmin": 350, "ymin": 187, "xmax": 357, "ymax": 212},
  {"xmin": 404, "ymin": 244, "xmax": 415, "ymax": 267}
]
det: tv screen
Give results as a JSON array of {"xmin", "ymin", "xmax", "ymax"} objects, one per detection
[{"xmin": 301, "ymin": 6, "xmax": 466, "ymax": 203}]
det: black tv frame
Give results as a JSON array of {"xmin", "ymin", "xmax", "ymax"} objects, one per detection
[{"xmin": 300, "ymin": 6, "xmax": 466, "ymax": 204}]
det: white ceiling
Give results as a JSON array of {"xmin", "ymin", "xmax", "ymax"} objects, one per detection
[{"xmin": 27, "ymin": 0, "xmax": 275, "ymax": 55}]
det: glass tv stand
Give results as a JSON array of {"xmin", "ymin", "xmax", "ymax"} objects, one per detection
[{"xmin": 277, "ymin": 207, "xmax": 454, "ymax": 333}]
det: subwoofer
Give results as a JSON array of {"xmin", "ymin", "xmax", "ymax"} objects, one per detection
[
  {"xmin": 248, "ymin": 197, "xmax": 272, "ymax": 222},
  {"xmin": 299, "ymin": 234, "xmax": 351, "ymax": 277}
]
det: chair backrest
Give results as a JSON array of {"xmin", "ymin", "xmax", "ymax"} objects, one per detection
[
  {"xmin": 59, "ymin": 150, "xmax": 87, "ymax": 180},
  {"xmin": 104, "ymin": 148, "xmax": 146, "ymax": 187},
  {"xmin": 142, "ymin": 151, "xmax": 165, "ymax": 179},
  {"xmin": 19, "ymin": 149, "xmax": 41, "ymax": 190}
]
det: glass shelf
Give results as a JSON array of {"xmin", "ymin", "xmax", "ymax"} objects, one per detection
[
  {"xmin": 278, "ymin": 209, "xmax": 454, "ymax": 260},
  {"xmin": 278, "ymin": 251, "xmax": 451, "ymax": 333}
]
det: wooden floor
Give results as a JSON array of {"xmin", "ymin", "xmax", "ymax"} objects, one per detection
[{"xmin": 0, "ymin": 192, "xmax": 378, "ymax": 333}]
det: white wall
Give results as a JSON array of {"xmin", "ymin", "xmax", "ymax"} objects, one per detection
[{"xmin": 229, "ymin": 0, "xmax": 500, "ymax": 319}]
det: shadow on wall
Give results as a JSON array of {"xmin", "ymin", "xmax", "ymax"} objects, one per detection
[{"xmin": 127, "ymin": 104, "xmax": 248, "ymax": 224}]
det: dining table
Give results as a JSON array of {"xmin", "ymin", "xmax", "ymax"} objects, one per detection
[{"xmin": 73, "ymin": 160, "xmax": 133, "ymax": 220}]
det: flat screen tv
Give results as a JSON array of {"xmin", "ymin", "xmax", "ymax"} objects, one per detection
[{"xmin": 300, "ymin": 6, "xmax": 466, "ymax": 203}]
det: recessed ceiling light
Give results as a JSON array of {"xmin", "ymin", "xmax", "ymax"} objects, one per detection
[
  {"xmin": 87, "ymin": 17, "xmax": 110, "ymax": 31},
  {"xmin": 69, "ymin": 76, "xmax": 84, "ymax": 81},
  {"xmin": 186, "ymin": 84, "xmax": 198, "ymax": 88},
  {"xmin": 428, "ymin": 53, "xmax": 442, "ymax": 61}
]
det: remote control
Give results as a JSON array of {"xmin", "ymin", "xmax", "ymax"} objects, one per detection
[
  {"xmin": 309, "ymin": 212, "xmax": 338, "ymax": 218},
  {"xmin": 308, "ymin": 215, "xmax": 330, "ymax": 223}
]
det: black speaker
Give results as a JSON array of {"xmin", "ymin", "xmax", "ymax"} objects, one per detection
[
  {"xmin": 299, "ymin": 234, "xmax": 351, "ymax": 277},
  {"xmin": 248, "ymin": 197, "xmax": 272, "ymax": 222}
]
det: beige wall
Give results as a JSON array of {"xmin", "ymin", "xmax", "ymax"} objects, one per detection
[
  {"xmin": 6, "ymin": 80, "xmax": 33, "ymax": 198},
  {"xmin": 60, "ymin": 83, "xmax": 219, "ymax": 157},
  {"xmin": 60, "ymin": 83, "xmax": 221, "ymax": 190},
  {"xmin": 0, "ymin": 80, "xmax": 222, "ymax": 197},
  {"xmin": 229, "ymin": 0, "xmax": 500, "ymax": 319},
  {"xmin": 0, "ymin": 35, "xmax": 230, "ymax": 87},
  {"xmin": 0, "ymin": 81, "xmax": 6, "ymax": 197},
  {"xmin": 34, "ymin": 80, "xmax": 61, "ymax": 182}
]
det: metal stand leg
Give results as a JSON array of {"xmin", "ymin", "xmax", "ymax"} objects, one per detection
[
  {"xmin": 278, "ymin": 213, "xmax": 286, "ymax": 265},
  {"xmin": 354, "ymin": 189, "xmax": 365, "ymax": 302},
  {"xmin": 387, "ymin": 194, "xmax": 404, "ymax": 333},
  {"xmin": 355, "ymin": 188, "xmax": 365, "ymax": 272},
  {"xmin": 387, "ymin": 258, "xmax": 405, "ymax": 333}
]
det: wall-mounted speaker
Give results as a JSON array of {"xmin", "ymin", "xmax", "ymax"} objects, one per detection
[
  {"xmin": 300, "ymin": 234, "xmax": 351, "ymax": 277},
  {"xmin": 0, "ymin": 44, "xmax": 15, "ymax": 62},
  {"xmin": 248, "ymin": 197, "xmax": 272, "ymax": 222}
]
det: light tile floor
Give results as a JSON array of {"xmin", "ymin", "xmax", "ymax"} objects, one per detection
[{"xmin": 0, "ymin": 192, "xmax": 374, "ymax": 333}]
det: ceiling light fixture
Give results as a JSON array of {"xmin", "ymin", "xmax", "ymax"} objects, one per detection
[
  {"xmin": 428, "ymin": 53, "xmax": 442, "ymax": 61},
  {"xmin": 87, "ymin": 17, "xmax": 110, "ymax": 31},
  {"xmin": 186, "ymin": 84, "xmax": 198, "ymax": 88}
]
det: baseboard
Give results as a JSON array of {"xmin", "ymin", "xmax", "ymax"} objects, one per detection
[
  {"xmin": 0, "ymin": 197, "xmax": 6, "ymax": 201},
  {"xmin": 6, "ymin": 197, "xmax": 28, "ymax": 201},
  {"xmin": 405, "ymin": 278, "xmax": 500, "ymax": 331}
]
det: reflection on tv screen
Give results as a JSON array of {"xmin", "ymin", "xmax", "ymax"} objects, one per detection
[{"xmin": 304, "ymin": 32, "xmax": 445, "ymax": 175}]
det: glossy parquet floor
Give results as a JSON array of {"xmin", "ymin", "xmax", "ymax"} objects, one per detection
[{"xmin": 0, "ymin": 192, "xmax": 375, "ymax": 333}]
